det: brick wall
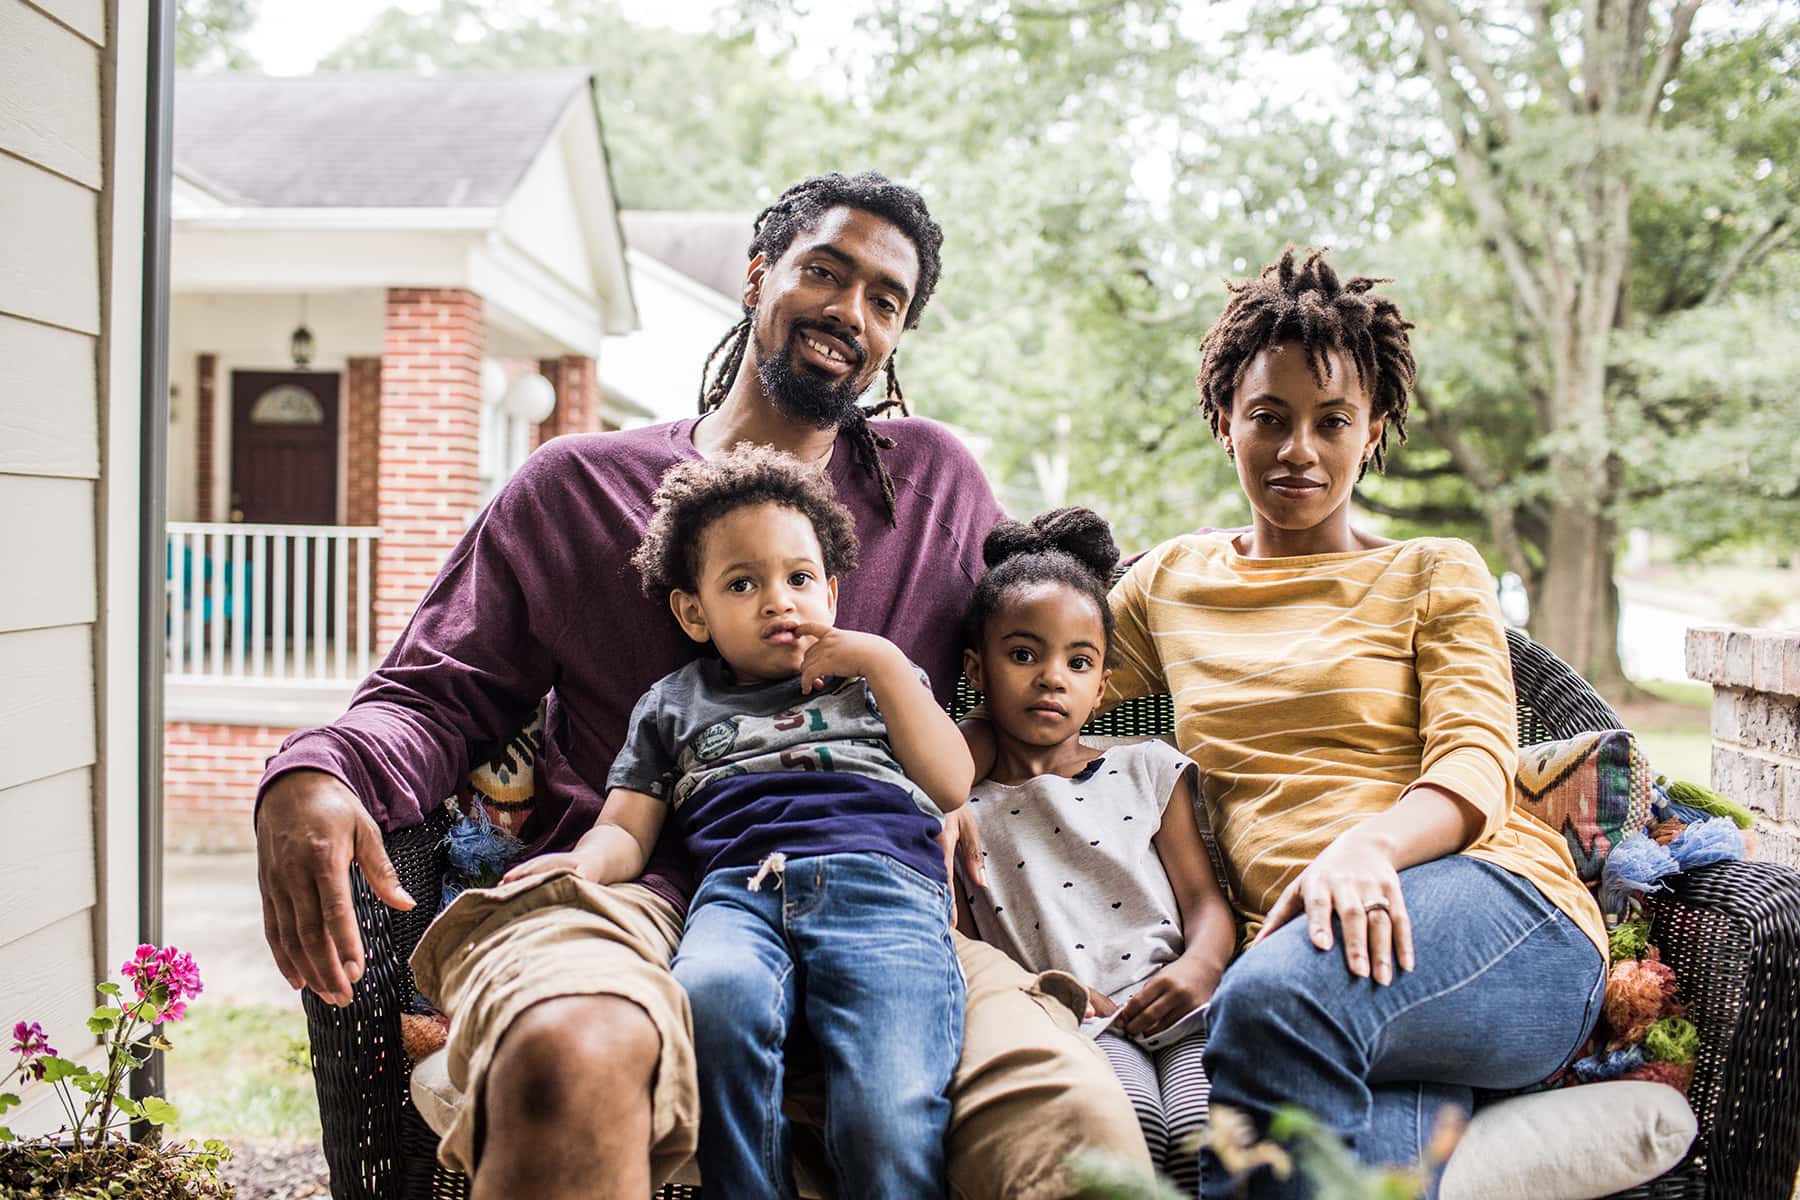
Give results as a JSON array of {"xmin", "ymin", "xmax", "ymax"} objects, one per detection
[
  {"xmin": 195, "ymin": 353, "xmax": 216, "ymax": 520},
  {"xmin": 376, "ymin": 288, "xmax": 484, "ymax": 649},
  {"xmin": 345, "ymin": 356, "xmax": 382, "ymax": 526},
  {"xmin": 165, "ymin": 721, "xmax": 301, "ymax": 851},
  {"xmin": 537, "ymin": 354, "xmax": 603, "ymax": 443},
  {"xmin": 1686, "ymin": 626, "xmax": 1800, "ymax": 868}
]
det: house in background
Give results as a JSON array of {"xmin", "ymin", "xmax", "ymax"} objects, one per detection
[
  {"xmin": 1, "ymin": 0, "xmax": 157, "ymax": 1136},
  {"xmin": 162, "ymin": 70, "xmax": 637, "ymax": 848},
  {"xmin": 603, "ymin": 210, "xmax": 749, "ymax": 427}
]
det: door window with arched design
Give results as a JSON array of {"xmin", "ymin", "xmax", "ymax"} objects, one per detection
[{"xmin": 249, "ymin": 384, "xmax": 326, "ymax": 426}]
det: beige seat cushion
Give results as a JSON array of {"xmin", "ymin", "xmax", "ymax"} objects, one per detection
[{"xmin": 1440, "ymin": 1081, "xmax": 1696, "ymax": 1200}]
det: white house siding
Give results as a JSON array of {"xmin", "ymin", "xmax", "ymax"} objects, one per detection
[{"xmin": 0, "ymin": 0, "xmax": 147, "ymax": 1135}]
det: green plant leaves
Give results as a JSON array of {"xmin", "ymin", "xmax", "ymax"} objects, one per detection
[{"xmin": 138, "ymin": 1095, "xmax": 178, "ymax": 1126}]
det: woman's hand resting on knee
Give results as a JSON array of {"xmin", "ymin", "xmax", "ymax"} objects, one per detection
[
  {"xmin": 1255, "ymin": 784, "xmax": 1486, "ymax": 985},
  {"xmin": 1256, "ymin": 829, "xmax": 1413, "ymax": 986}
]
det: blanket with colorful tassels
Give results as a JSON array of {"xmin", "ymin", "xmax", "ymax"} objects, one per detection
[{"xmin": 1555, "ymin": 779, "xmax": 1752, "ymax": 1096}]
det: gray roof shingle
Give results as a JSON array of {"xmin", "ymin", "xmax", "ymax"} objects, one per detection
[
  {"xmin": 619, "ymin": 210, "xmax": 754, "ymax": 300},
  {"xmin": 174, "ymin": 70, "xmax": 590, "ymax": 208}
]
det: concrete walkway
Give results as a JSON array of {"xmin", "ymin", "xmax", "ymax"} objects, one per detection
[{"xmin": 165, "ymin": 850, "xmax": 308, "ymax": 1011}]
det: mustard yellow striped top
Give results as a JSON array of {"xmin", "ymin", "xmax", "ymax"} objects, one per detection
[{"xmin": 1106, "ymin": 532, "xmax": 1607, "ymax": 957}]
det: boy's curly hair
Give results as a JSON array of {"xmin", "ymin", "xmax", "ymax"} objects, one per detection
[
  {"xmin": 1196, "ymin": 246, "xmax": 1416, "ymax": 475},
  {"xmin": 963, "ymin": 507, "xmax": 1120, "ymax": 665},
  {"xmin": 632, "ymin": 443, "xmax": 861, "ymax": 601}
]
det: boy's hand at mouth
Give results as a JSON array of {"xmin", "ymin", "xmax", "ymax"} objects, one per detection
[{"xmin": 792, "ymin": 623, "xmax": 906, "ymax": 695}]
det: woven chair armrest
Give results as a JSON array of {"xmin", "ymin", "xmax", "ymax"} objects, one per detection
[
  {"xmin": 1641, "ymin": 857, "xmax": 1800, "ymax": 1200},
  {"xmin": 303, "ymin": 804, "xmax": 455, "ymax": 1200}
]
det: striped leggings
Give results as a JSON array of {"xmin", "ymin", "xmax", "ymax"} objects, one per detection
[{"xmin": 1096, "ymin": 1029, "xmax": 1209, "ymax": 1196}]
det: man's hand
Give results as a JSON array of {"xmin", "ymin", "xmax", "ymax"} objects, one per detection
[{"xmin": 256, "ymin": 770, "xmax": 415, "ymax": 1007}]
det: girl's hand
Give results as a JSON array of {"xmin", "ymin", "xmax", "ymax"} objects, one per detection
[
  {"xmin": 938, "ymin": 807, "xmax": 987, "ymax": 888},
  {"xmin": 793, "ymin": 624, "xmax": 903, "ymax": 695},
  {"xmin": 1113, "ymin": 957, "xmax": 1219, "ymax": 1036},
  {"xmin": 500, "ymin": 851, "xmax": 589, "ymax": 886},
  {"xmin": 1256, "ymin": 829, "xmax": 1413, "ymax": 985},
  {"xmin": 1086, "ymin": 986, "xmax": 1118, "ymax": 1022}
]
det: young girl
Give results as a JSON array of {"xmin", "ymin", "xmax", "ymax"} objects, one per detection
[{"xmin": 955, "ymin": 508, "xmax": 1238, "ymax": 1195}]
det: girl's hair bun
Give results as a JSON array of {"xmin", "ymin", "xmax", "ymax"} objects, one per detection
[{"xmin": 980, "ymin": 506, "xmax": 1118, "ymax": 584}]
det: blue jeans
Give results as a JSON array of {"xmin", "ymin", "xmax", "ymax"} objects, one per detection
[
  {"xmin": 672, "ymin": 853, "xmax": 964, "ymax": 1200},
  {"xmin": 1200, "ymin": 856, "xmax": 1605, "ymax": 1200}
]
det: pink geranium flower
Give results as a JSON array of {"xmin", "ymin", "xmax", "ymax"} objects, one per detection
[
  {"xmin": 119, "ymin": 943, "xmax": 204, "ymax": 1023},
  {"xmin": 10, "ymin": 1019, "xmax": 56, "ymax": 1080}
]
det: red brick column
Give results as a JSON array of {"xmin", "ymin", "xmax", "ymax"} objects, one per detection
[
  {"xmin": 345, "ymin": 357, "xmax": 382, "ymax": 650},
  {"xmin": 195, "ymin": 353, "xmax": 216, "ymax": 520},
  {"xmin": 164, "ymin": 721, "xmax": 302, "ymax": 851},
  {"xmin": 376, "ymin": 289, "xmax": 484, "ymax": 649},
  {"xmin": 345, "ymin": 357, "xmax": 382, "ymax": 526},
  {"xmin": 537, "ymin": 354, "xmax": 604, "ymax": 442}
]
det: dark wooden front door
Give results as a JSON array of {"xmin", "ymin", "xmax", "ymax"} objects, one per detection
[{"xmin": 230, "ymin": 371, "xmax": 339, "ymax": 525}]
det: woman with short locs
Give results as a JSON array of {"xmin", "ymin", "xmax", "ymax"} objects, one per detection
[{"xmin": 1100, "ymin": 248, "xmax": 1609, "ymax": 1198}]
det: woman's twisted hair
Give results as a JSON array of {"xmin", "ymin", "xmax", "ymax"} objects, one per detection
[
  {"xmin": 1196, "ymin": 246, "xmax": 1416, "ymax": 475},
  {"xmin": 963, "ymin": 507, "xmax": 1120, "ymax": 663},
  {"xmin": 698, "ymin": 172, "xmax": 945, "ymax": 525}
]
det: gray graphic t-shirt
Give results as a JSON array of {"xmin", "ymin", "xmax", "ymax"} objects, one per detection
[{"xmin": 608, "ymin": 658, "xmax": 948, "ymax": 881}]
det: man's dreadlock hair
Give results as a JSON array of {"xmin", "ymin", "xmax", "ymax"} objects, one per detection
[
  {"xmin": 631, "ymin": 443, "xmax": 860, "ymax": 608},
  {"xmin": 697, "ymin": 171, "xmax": 945, "ymax": 525},
  {"xmin": 1196, "ymin": 246, "xmax": 1416, "ymax": 477}
]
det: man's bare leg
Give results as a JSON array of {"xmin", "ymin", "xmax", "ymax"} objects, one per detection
[{"xmin": 473, "ymin": 995, "xmax": 661, "ymax": 1200}]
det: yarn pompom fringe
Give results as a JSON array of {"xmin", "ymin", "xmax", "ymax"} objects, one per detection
[
  {"xmin": 1609, "ymin": 917, "xmax": 1652, "ymax": 962},
  {"xmin": 1603, "ymin": 949, "xmax": 1681, "ymax": 1049},
  {"xmin": 1660, "ymin": 779, "xmax": 1754, "ymax": 830},
  {"xmin": 1573, "ymin": 1045, "xmax": 1645, "ymax": 1083},
  {"xmin": 1649, "ymin": 819, "xmax": 1687, "ymax": 845},
  {"xmin": 1620, "ymin": 1059, "xmax": 1695, "ymax": 1095},
  {"xmin": 1667, "ymin": 816, "xmax": 1747, "ymax": 871},
  {"xmin": 1599, "ymin": 832, "xmax": 1681, "ymax": 916},
  {"xmin": 400, "ymin": 1011, "xmax": 451, "ymax": 1062},
  {"xmin": 1645, "ymin": 1015, "xmax": 1700, "ymax": 1065}
]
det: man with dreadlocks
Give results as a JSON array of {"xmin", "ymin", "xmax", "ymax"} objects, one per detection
[
  {"xmin": 253, "ymin": 171, "xmax": 1150, "ymax": 1199},
  {"xmin": 1094, "ymin": 247, "xmax": 1608, "ymax": 1197}
]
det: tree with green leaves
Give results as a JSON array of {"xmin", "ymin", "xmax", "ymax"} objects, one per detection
[
  {"xmin": 177, "ymin": 0, "xmax": 258, "ymax": 71},
  {"xmin": 324, "ymin": 0, "xmax": 1798, "ymax": 691},
  {"xmin": 320, "ymin": 0, "xmax": 848, "ymax": 212},
  {"xmin": 1243, "ymin": 0, "xmax": 1799, "ymax": 688}
]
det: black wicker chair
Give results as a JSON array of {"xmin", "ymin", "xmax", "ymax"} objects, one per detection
[{"xmin": 304, "ymin": 628, "xmax": 1800, "ymax": 1200}]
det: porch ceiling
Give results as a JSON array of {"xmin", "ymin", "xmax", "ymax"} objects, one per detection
[{"xmin": 171, "ymin": 222, "xmax": 605, "ymax": 359}]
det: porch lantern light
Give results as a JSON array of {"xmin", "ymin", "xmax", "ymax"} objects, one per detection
[
  {"xmin": 290, "ymin": 295, "xmax": 314, "ymax": 369},
  {"xmin": 481, "ymin": 358, "xmax": 509, "ymax": 408},
  {"xmin": 503, "ymin": 372, "xmax": 556, "ymax": 424}
]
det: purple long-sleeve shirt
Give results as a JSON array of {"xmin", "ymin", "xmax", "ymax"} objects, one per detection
[{"xmin": 257, "ymin": 416, "xmax": 1003, "ymax": 908}]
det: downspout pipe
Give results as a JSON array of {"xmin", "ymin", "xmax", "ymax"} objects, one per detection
[{"xmin": 132, "ymin": 0, "xmax": 175, "ymax": 1119}]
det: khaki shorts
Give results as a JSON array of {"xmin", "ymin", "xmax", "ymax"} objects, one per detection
[
  {"xmin": 411, "ymin": 870, "xmax": 1151, "ymax": 1197},
  {"xmin": 410, "ymin": 871, "xmax": 695, "ymax": 1182}
]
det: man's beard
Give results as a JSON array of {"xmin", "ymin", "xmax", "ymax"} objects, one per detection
[{"xmin": 755, "ymin": 321, "xmax": 870, "ymax": 429}]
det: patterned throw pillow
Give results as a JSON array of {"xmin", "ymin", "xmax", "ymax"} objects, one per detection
[
  {"xmin": 1515, "ymin": 730, "xmax": 1657, "ymax": 884},
  {"xmin": 461, "ymin": 702, "xmax": 546, "ymax": 834}
]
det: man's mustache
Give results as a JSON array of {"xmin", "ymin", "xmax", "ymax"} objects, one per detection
[{"xmin": 790, "ymin": 320, "xmax": 867, "ymax": 370}]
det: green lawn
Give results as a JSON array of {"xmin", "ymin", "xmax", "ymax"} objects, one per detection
[
  {"xmin": 1625, "ymin": 678, "xmax": 1714, "ymax": 785},
  {"xmin": 164, "ymin": 1003, "xmax": 321, "ymax": 1143}
]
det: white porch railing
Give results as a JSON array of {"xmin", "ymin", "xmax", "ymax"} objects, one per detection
[{"xmin": 165, "ymin": 522, "xmax": 380, "ymax": 686}]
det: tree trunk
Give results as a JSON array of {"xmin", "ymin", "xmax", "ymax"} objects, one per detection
[{"xmin": 1534, "ymin": 500, "xmax": 1631, "ymax": 697}]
